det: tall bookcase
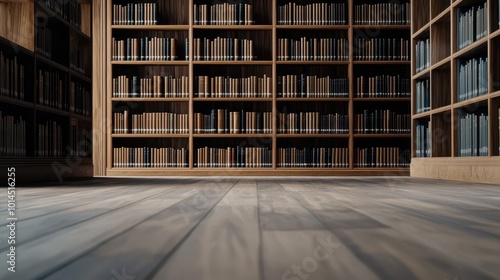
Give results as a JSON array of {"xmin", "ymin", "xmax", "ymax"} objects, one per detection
[
  {"xmin": 0, "ymin": 0, "xmax": 92, "ymax": 182},
  {"xmin": 411, "ymin": 0, "xmax": 500, "ymax": 183},
  {"xmin": 98, "ymin": 0, "xmax": 411, "ymax": 176}
]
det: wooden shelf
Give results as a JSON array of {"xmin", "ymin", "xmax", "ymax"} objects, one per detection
[
  {"xmin": 427, "ymin": 106, "xmax": 451, "ymax": 115},
  {"xmin": 276, "ymin": 134, "xmax": 348, "ymax": 138},
  {"xmin": 276, "ymin": 61, "xmax": 349, "ymax": 65},
  {"xmin": 35, "ymin": 105, "xmax": 69, "ymax": 117},
  {"xmin": 111, "ymin": 61, "xmax": 190, "ymax": 66},
  {"xmin": 193, "ymin": 134, "xmax": 272, "ymax": 138},
  {"xmin": 112, "ymin": 134, "xmax": 189, "ymax": 138},
  {"xmin": 413, "ymin": 68, "xmax": 431, "ymax": 80},
  {"xmin": 36, "ymin": 54, "xmax": 69, "ymax": 72},
  {"xmin": 70, "ymin": 113, "xmax": 92, "ymax": 122},
  {"xmin": 354, "ymin": 134, "xmax": 411, "ymax": 138},
  {"xmin": 111, "ymin": 98, "xmax": 189, "ymax": 102},
  {"xmin": 193, "ymin": 25, "xmax": 272, "ymax": 30},
  {"xmin": 193, "ymin": 98, "xmax": 272, "ymax": 102},
  {"xmin": 106, "ymin": 168, "xmax": 410, "ymax": 176},
  {"xmin": 277, "ymin": 98, "xmax": 349, "ymax": 101},
  {"xmin": 353, "ymin": 25, "xmax": 410, "ymax": 29},
  {"xmin": 453, "ymin": 36, "xmax": 488, "ymax": 59},
  {"xmin": 412, "ymin": 24, "xmax": 431, "ymax": 39},
  {"xmin": 453, "ymin": 94, "xmax": 489, "ymax": 109},
  {"xmin": 193, "ymin": 61, "xmax": 272, "ymax": 65},
  {"xmin": 491, "ymin": 29, "xmax": 500, "ymax": 40},
  {"xmin": 412, "ymin": 111, "xmax": 431, "ymax": 119},
  {"xmin": 70, "ymin": 70, "xmax": 92, "ymax": 83},
  {"xmin": 353, "ymin": 61, "xmax": 411, "ymax": 65},
  {"xmin": 491, "ymin": 90, "xmax": 500, "ymax": 99},
  {"xmin": 353, "ymin": 98, "xmax": 411, "ymax": 101},
  {"xmin": 0, "ymin": 95, "xmax": 34, "ymax": 109},
  {"xmin": 95, "ymin": 0, "xmax": 412, "ymax": 176},
  {"xmin": 0, "ymin": 0, "xmax": 93, "ymax": 181},
  {"xmin": 412, "ymin": 0, "xmax": 500, "ymax": 183},
  {"xmin": 276, "ymin": 25, "xmax": 349, "ymax": 30}
]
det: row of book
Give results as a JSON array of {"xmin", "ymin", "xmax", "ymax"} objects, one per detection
[
  {"xmin": 277, "ymin": 147, "xmax": 349, "ymax": 168},
  {"xmin": 457, "ymin": 57, "xmax": 488, "ymax": 102},
  {"xmin": 70, "ymin": 48, "xmax": 86, "ymax": 75},
  {"xmin": 415, "ymin": 120, "xmax": 431, "ymax": 158},
  {"xmin": 38, "ymin": 69, "xmax": 66, "ymax": 110},
  {"xmin": 113, "ymin": 147, "xmax": 188, "ymax": 168},
  {"xmin": 0, "ymin": 51, "xmax": 25, "ymax": 100},
  {"xmin": 113, "ymin": 75, "xmax": 190, "ymax": 98},
  {"xmin": 194, "ymin": 75, "xmax": 272, "ymax": 98},
  {"xmin": 111, "ymin": 37, "xmax": 179, "ymax": 61},
  {"xmin": 193, "ymin": 110, "xmax": 272, "ymax": 134},
  {"xmin": 278, "ymin": 75, "xmax": 348, "ymax": 98},
  {"xmin": 193, "ymin": 3, "xmax": 254, "ymax": 25},
  {"xmin": 277, "ymin": 3, "xmax": 347, "ymax": 25},
  {"xmin": 0, "ymin": 112, "xmax": 26, "ymax": 157},
  {"xmin": 193, "ymin": 37, "xmax": 254, "ymax": 61},
  {"xmin": 353, "ymin": 38, "xmax": 409, "ymax": 61},
  {"xmin": 355, "ymin": 75, "xmax": 410, "ymax": 98},
  {"xmin": 277, "ymin": 112, "xmax": 348, "ymax": 134},
  {"xmin": 415, "ymin": 39, "xmax": 430, "ymax": 73},
  {"xmin": 37, "ymin": 121, "xmax": 63, "ymax": 157},
  {"xmin": 457, "ymin": 2, "xmax": 488, "ymax": 50},
  {"xmin": 36, "ymin": 25, "xmax": 52, "ymax": 59},
  {"xmin": 68, "ymin": 0, "xmax": 83, "ymax": 29},
  {"xmin": 277, "ymin": 38, "xmax": 349, "ymax": 61},
  {"xmin": 69, "ymin": 81, "xmax": 91, "ymax": 117},
  {"xmin": 354, "ymin": 3, "xmax": 410, "ymax": 25},
  {"xmin": 354, "ymin": 147, "xmax": 410, "ymax": 167},
  {"xmin": 113, "ymin": 111, "xmax": 189, "ymax": 134},
  {"xmin": 354, "ymin": 110, "xmax": 410, "ymax": 134},
  {"xmin": 458, "ymin": 112, "xmax": 488, "ymax": 157},
  {"xmin": 112, "ymin": 3, "xmax": 158, "ymax": 25},
  {"xmin": 194, "ymin": 146, "xmax": 272, "ymax": 168},
  {"xmin": 415, "ymin": 79, "xmax": 430, "ymax": 114}
]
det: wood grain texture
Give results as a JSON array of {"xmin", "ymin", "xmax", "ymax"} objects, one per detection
[{"xmin": 2, "ymin": 177, "xmax": 499, "ymax": 280}]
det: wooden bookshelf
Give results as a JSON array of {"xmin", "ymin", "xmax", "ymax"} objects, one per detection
[
  {"xmin": 0, "ymin": 0, "xmax": 93, "ymax": 182},
  {"xmin": 411, "ymin": 0, "xmax": 500, "ymax": 184},
  {"xmin": 94, "ymin": 0, "xmax": 412, "ymax": 176}
]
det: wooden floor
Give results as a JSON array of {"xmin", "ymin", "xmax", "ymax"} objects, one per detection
[{"xmin": 1, "ymin": 177, "xmax": 500, "ymax": 280}]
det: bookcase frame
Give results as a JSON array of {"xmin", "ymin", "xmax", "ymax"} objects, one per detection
[
  {"xmin": 411, "ymin": 0, "xmax": 500, "ymax": 184},
  {"xmin": 0, "ymin": 0, "xmax": 93, "ymax": 182},
  {"xmin": 95, "ymin": 0, "xmax": 412, "ymax": 176}
]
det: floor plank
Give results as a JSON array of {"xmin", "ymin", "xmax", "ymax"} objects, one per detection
[
  {"xmin": 1, "ymin": 177, "xmax": 499, "ymax": 280},
  {"xmin": 43, "ymin": 179, "xmax": 237, "ymax": 280}
]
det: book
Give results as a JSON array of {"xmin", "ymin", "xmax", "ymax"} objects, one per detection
[
  {"xmin": 415, "ymin": 79, "xmax": 430, "ymax": 113},
  {"xmin": 194, "ymin": 110, "xmax": 272, "ymax": 134},
  {"xmin": 415, "ymin": 120, "xmax": 431, "ymax": 157},
  {"xmin": 354, "ymin": 110, "xmax": 410, "ymax": 134},
  {"xmin": 195, "ymin": 146, "xmax": 271, "ymax": 168},
  {"xmin": 355, "ymin": 147, "xmax": 410, "ymax": 167}
]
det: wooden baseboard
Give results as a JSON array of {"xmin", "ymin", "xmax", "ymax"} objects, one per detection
[{"xmin": 411, "ymin": 157, "xmax": 500, "ymax": 184}]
